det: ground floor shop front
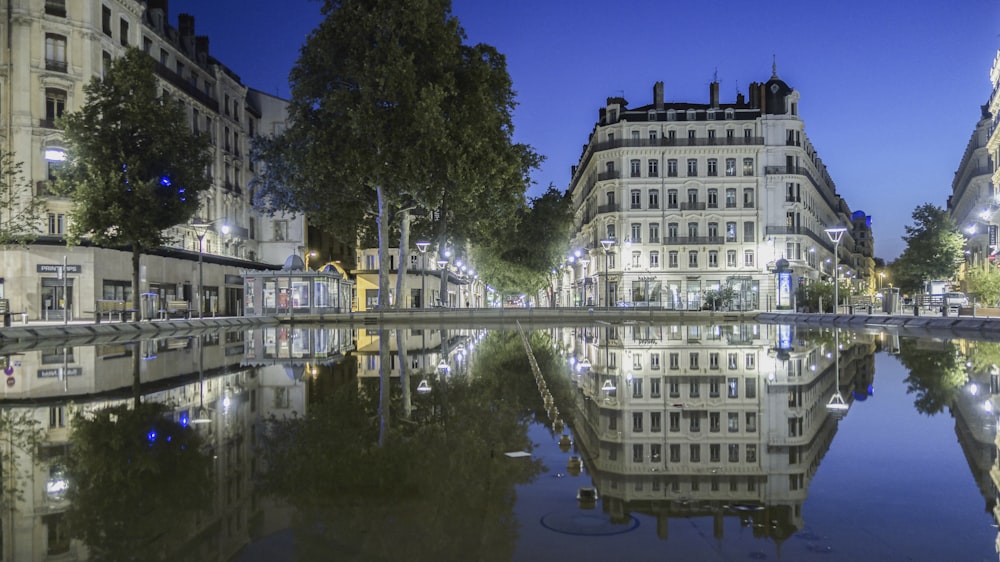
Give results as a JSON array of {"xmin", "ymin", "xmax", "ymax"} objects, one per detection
[{"xmin": 0, "ymin": 243, "xmax": 260, "ymax": 322}]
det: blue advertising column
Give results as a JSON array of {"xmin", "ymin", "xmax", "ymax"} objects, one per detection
[{"xmin": 775, "ymin": 258, "xmax": 792, "ymax": 311}]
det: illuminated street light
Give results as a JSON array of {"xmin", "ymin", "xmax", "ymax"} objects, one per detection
[{"xmin": 824, "ymin": 226, "xmax": 847, "ymax": 314}]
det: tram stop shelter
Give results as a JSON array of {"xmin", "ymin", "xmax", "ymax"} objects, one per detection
[{"xmin": 242, "ymin": 255, "xmax": 353, "ymax": 316}]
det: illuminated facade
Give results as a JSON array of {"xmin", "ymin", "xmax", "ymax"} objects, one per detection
[{"xmin": 565, "ymin": 72, "xmax": 872, "ymax": 310}]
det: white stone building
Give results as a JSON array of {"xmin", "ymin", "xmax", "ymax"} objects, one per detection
[
  {"xmin": 0, "ymin": 0, "xmax": 306, "ymax": 319},
  {"xmin": 565, "ymin": 71, "xmax": 870, "ymax": 311}
]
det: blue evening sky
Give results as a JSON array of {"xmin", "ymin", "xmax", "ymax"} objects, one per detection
[{"xmin": 170, "ymin": 0, "xmax": 1000, "ymax": 260}]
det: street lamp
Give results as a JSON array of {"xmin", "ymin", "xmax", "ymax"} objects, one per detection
[
  {"xmin": 600, "ymin": 239, "xmax": 614, "ymax": 307},
  {"xmin": 436, "ymin": 257, "xmax": 449, "ymax": 307},
  {"xmin": 191, "ymin": 219, "xmax": 230, "ymax": 319},
  {"xmin": 824, "ymin": 226, "xmax": 846, "ymax": 314},
  {"xmin": 579, "ymin": 257, "xmax": 590, "ymax": 306},
  {"xmin": 416, "ymin": 241, "xmax": 430, "ymax": 309},
  {"xmin": 304, "ymin": 250, "xmax": 318, "ymax": 271}
]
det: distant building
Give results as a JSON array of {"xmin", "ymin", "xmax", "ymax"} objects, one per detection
[{"xmin": 564, "ymin": 70, "xmax": 870, "ymax": 310}]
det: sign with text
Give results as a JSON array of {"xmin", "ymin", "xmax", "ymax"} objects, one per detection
[
  {"xmin": 37, "ymin": 264, "xmax": 82, "ymax": 274},
  {"xmin": 37, "ymin": 367, "xmax": 82, "ymax": 378}
]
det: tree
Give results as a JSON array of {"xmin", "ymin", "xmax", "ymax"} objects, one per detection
[
  {"xmin": 0, "ymin": 152, "xmax": 45, "ymax": 246},
  {"xmin": 890, "ymin": 204, "xmax": 965, "ymax": 294},
  {"xmin": 795, "ymin": 281, "xmax": 834, "ymax": 312},
  {"xmin": 253, "ymin": 0, "xmax": 537, "ymax": 308},
  {"xmin": 469, "ymin": 186, "xmax": 572, "ymax": 298},
  {"xmin": 965, "ymin": 261, "xmax": 1000, "ymax": 306},
  {"xmin": 57, "ymin": 47, "xmax": 211, "ymax": 315}
]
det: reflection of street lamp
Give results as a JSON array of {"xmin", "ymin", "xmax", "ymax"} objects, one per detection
[
  {"xmin": 601, "ymin": 239, "xmax": 614, "ymax": 307},
  {"xmin": 827, "ymin": 329, "xmax": 849, "ymax": 417},
  {"xmin": 416, "ymin": 241, "xmax": 429, "ymax": 309},
  {"xmin": 191, "ymin": 219, "xmax": 230, "ymax": 319},
  {"xmin": 824, "ymin": 226, "xmax": 846, "ymax": 314}
]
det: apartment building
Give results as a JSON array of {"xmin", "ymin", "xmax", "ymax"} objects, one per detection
[
  {"xmin": 565, "ymin": 71, "xmax": 871, "ymax": 310},
  {"xmin": 0, "ymin": 0, "xmax": 308, "ymax": 319}
]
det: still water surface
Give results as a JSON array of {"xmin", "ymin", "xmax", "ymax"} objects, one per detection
[{"xmin": 1, "ymin": 322, "xmax": 997, "ymax": 561}]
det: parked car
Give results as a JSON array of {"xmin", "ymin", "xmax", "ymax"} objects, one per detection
[{"xmin": 944, "ymin": 292, "xmax": 969, "ymax": 307}]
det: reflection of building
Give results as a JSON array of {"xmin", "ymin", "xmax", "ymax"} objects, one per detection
[
  {"xmin": 0, "ymin": 326, "xmax": 356, "ymax": 560},
  {"xmin": 0, "ymin": 1, "xmax": 308, "ymax": 319},
  {"xmin": 563, "ymin": 323, "xmax": 875, "ymax": 545},
  {"xmin": 564, "ymin": 73, "xmax": 871, "ymax": 309}
]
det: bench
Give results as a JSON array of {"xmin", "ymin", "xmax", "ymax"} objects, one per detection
[
  {"xmin": 88, "ymin": 300, "xmax": 129, "ymax": 323},
  {"xmin": 160, "ymin": 299, "xmax": 191, "ymax": 320},
  {"xmin": 0, "ymin": 300, "xmax": 28, "ymax": 326}
]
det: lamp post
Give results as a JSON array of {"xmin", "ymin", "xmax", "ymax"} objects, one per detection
[
  {"xmin": 600, "ymin": 239, "xmax": 614, "ymax": 307},
  {"xmin": 436, "ymin": 257, "xmax": 449, "ymax": 307},
  {"xmin": 416, "ymin": 241, "xmax": 429, "ymax": 309},
  {"xmin": 191, "ymin": 219, "xmax": 230, "ymax": 319},
  {"xmin": 304, "ymin": 250, "xmax": 317, "ymax": 271},
  {"xmin": 579, "ymin": 258, "xmax": 590, "ymax": 306},
  {"xmin": 824, "ymin": 226, "xmax": 846, "ymax": 314}
]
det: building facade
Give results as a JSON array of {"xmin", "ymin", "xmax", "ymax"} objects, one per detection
[
  {"xmin": 564, "ymin": 72, "xmax": 872, "ymax": 311},
  {"xmin": 0, "ymin": 0, "xmax": 308, "ymax": 319}
]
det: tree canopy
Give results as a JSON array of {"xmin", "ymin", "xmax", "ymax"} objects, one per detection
[
  {"xmin": 0, "ymin": 151, "xmax": 45, "ymax": 246},
  {"xmin": 58, "ymin": 47, "xmax": 211, "ymax": 312},
  {"xmin": 890, "ymin": 204, "xmax": 965, "ymax": 294},
  {"xmin": 251, "ymin": 0, "xmax": 538, "ymax": 305}
]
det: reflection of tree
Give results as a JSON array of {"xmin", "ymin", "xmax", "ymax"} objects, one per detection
[
  {"xmin": 967, "ymin": 341, "xmax": 1000, "ymax": 375},
  {"xmin": 897, "ymin": 339, "xmax": 966, "ymax": 415},
  {"xmin": 0, "ymin": 409, "xmax": 46, "ymax": 509},
  {"xmin": 65, "ymin": 402, "xmax": 211, "ymax": 561},
  {"xmin": 259, "ymin": 330, "xmax": 545, "ymax": 561}
]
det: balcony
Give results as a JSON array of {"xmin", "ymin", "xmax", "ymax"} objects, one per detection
[
  {"xmin": 153, "ymin": 61, "xmax": 219, "ymax": 112},
  {"xmin": 597, "ymin": 170, "xmax": 620, "ymax": 181},
  {"xmin": 38, "ymin": 118, "xmax": 60, "ymax": 129},
  {"xmin": 663, "ymin": 236, "xmax": 725, "ymax": 245},
  {"xmin": 35, "ymin": 180, "xmax": 67, "ymax": 198},
  {"xmin": 45, "ymin": 59, "xmax": 67, "ymax": 73},
  {"xmin": 597, "ymin": 203, "xmax": 619, "ymax": 214},
  {"xmin": 680, "ymin": 201, "xmax": 706, "ymax": 211}
]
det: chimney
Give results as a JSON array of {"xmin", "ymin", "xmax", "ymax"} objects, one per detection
[
  {"xmin": 709, "ymin": 81, "xmax": 719, "ymax": 108},
  {"xmin": 147, "ymin": 0, "xmax": 168, "ymax": 19},
  {"xmin": 195, "ymin": 36, "xmax": 210, "ymax": 62},
  {"xmin": 178, "ymin": 13, "xmax": 195, "ymax": 38},
  {"xmin": 736, "ymin": 92, "xmax": 746, "ymax": 106},
  {"xmin": 748, "ymin": 82, "xmax": 759, "ymax": 109},
  {"xmin": 653, "ymin": 81, "xmax": 664, "ymax": 110}
]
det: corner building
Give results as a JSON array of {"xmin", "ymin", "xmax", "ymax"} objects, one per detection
[{"xmin": 566, "ymin": 71, "xmax": 868, "ymax": 310}]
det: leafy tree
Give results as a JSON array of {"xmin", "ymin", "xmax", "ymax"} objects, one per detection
[
  {"xmin": 57, "ymin": 47, "xmax": 211, "ymax": 315},
  {"xmin": 253, "ymin": 0, "xmax": 537, "ymax": 307},
  {"xmin": 890, "ymin": 204, "xmax": 965, "ymax": 294},
  {"xmin": 703, "ymin": 286, "xmax": 739, "ymax": 310},
  {"xmin": 64, "ymin": 402, "xmax": 211, "ymax": 560},
  {"xmin": 965, "ymin": 261, "xmax": 1000, "ymax": 307},
  {"xmin": 0, "ymin": 152, "xmax": 45, "ymax": 246},
  {"xmin": 469, "ymin": 186, "xmax": 572, "ymax": 299},
  {"xmin": 795, "ymin": 281, "xmax": 834, "ymax": 312}
]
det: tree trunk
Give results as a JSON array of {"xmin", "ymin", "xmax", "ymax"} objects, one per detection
[
  {"xmin": 395, "ymin": 209, "xmax": 411, "ymax": 310},
  {"xmin": 436, "ymin": 208, "xmax": 449, "ymax": 307},
  {"xmin": 377, "ymin": 185, "xmax": 390, "ymax": 308},
  {"xmin": 131, "ymin": 245, "xmax": 141, "ymax": 320}
]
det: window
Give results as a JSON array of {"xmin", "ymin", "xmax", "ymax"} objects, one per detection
[
  {"xmin": 667, "ymin": 222, "xmax": 678, "ymax": 240},
  {"xmin": 728, "ymin": 412, "xmax": 739, "ymax": 432},
  {"xmin": 667, "ymin": 159, "xmax": 678, "ymax": 177},
  {"xmin": 633, "ymin": 354, "xmax": 642, "ymax": 370},
  {"xmin": 709, "ymin": 353, "xmax": 720, "ymax": 370},
  {"xmin": 689, "ymin": 352, "xmax": 699, "ymax": 369},
  {"xmin": 710, "ymin": 412, "xmax": 721, "ymax": 432},
  {"xmin": 649, "ymin": 128, "xmax": 658, "ymax": 139},
  {"xmin": 687, "ymin": 222, "xmax": 698, "ymax": 239},
  {"xmin": 744, "ymin": 250, "xmax": 754, "ymax": 267},
  {"xmin": 746, "ymin": 444, "xmax": 757, "ymax": 463},
  {"xmin": 670, "ymin": 444, "xmax": 681, "ymax": 463},
  {"xmin": 729, "ymin": 444, "xmax": 740, "ymax": 463},
  {"xmin": 47, "ymin": 213, "xmax": 65, "ymax": 235},
  {"xmin": 727, "ymin": 250, "xmax": 737, "ymax": 267},
  {"xmin": 743, "ymin": 158, "xmax": 754, "ymax": 175},
  {"xmin": 649, "ymin": 251, "xmax": 659, "ymax": 268},
  {"xmin": 45, "ymin": 88, "xmax": 66, "ymax": 124},
  {"xmin": 631, "ymin": 251, "xmax": 641, "ymax": 267},
  {"xmin": 668, "ymin": 251, "xmax": 678, "ymax": 268},
  {"xmin": 687, "ymin": 158, "xmax": 697, "ymax": 176},
  {"xmin": 669, "ymin": 411, "xmax": 681, "ymax": 431},
  {"xmin": 45, "ymin": 0, "xmax": 66, "ymax": 17},
  {"xmin": 632, "ymin": 378, "xmax": 643, "ymax": 398},
  {"xmin": 687, "ymin": 129, "xmax": 696, "ymax": 140},
  {"xmin": 727, "ymin": 377, "xmax": 738, "ymax": 398},
  {"xmin": 143, "ymin": 36, "xmax": 152, "ymax": 53},
  {"xmin": 726, "ymin": 158, "xmax": 736, "ymax": 176},
  {"xmin": 745, "ymin": 355, "xmax": 756, "ymax": 370},
  {"xmin": 633, "ymin": 444, "xmax": 644, "ymax": 462},
  {"xmin": 102, "ymin": 50, "xmax": 112, "ymax": 77},
  {"xmin": 667, "ymin": 189, "xmax": 678, "ymax": 208},
  {"xmin": 648, "ymin": 159, "xmax": 658, "ymax": 177},
  {"xmin": 606, "ymin": 223, "xmax": 616, "ymax": 240},
  {"xmin": 743, "ymin": 188, "xmax": 755, "ymax": 208},
  {"xmin": 687, "ymin": 189, "xmax": 698, "ymax": 205},
  {"xmin": 688, "ymin": 250, "xmax": 698, "ymax": 267},
  {"xmin": 160, "ymin": 47, "xmax": 168, "ymax": 65},
  {"xmin": 630, "ymin": 159, "xmax": 641, "ymax": 178},
  {"xmin": 710, "ymin": 443, "xmax": 721, "ymax": 462},
  {"xmin": 728, "ymin": 353, "xmax": 738, "ymax": 370},
  {"xmin": 709, "ymin": 251, "xmax": 718, "ymax": 267},
  {"xmin": 630, "ymin": 223, "xmax": 641, "ymax": 242},
  {"xmin": 743, "ymin": 221, "xmax": 755, "ymax": 242},
  {"xmin": 746, "ymin": 412, "xmax": 757, "ymax": 432},
  {"xmin": 102, "ymin": 6, "xmax": 112, "ymax": 36},
  {"xmin": 708, "ymin": 188, "xmax": 718, "ymax": 208},
  {"xmin": 631, "ymin": 189, "xmax": 641, "ymax": 209},
  {"xmin": 708, "ymin": 129, "xmax": 717, "ymax": 141},
  {"xmin": 45, "ymin": 34, "xmax": 67, "ymax": 72},
  {"xmin": 649, "ymin": 223, "xmax": 659, "ymax": 243},
  {"xmin": 273, "ymin": 220, "xmax": 287, "ymax": 241},
  {"xmin": 669, "ymin": 353, "xmax": 680, "ymax": 370},
  {"xmin": 725, "ymin": 188, "xmax": 737, "ymax": 208},
  {"xmin": 689, "ymin": 380, "xmax": 699, "ymax": 397},
  {"xmin": 707, "ymin": 158, "xmax": 718, "ymax": 176},
  {"xmin": 649, "ymin": 189, "xmax": 659, "ymax": 209},
  {"xmin": 690, "ymin": 444, "xmax": 701, "ymax": 462},
  {"xmin": 120, "ymin": 18, "xmax": 130, "ymax": 46},
  {"xmin": 632, "ymin": 412, "xmax": 643, "ymax": 432},
  {"xmin": 707, "ymin": 222, "xmax": 719, "ymax": 240}
]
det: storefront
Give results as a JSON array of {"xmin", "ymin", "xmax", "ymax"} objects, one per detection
[{"xmin": 242, "ymin": 269, "xmax": 353, "ymax": 316}]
